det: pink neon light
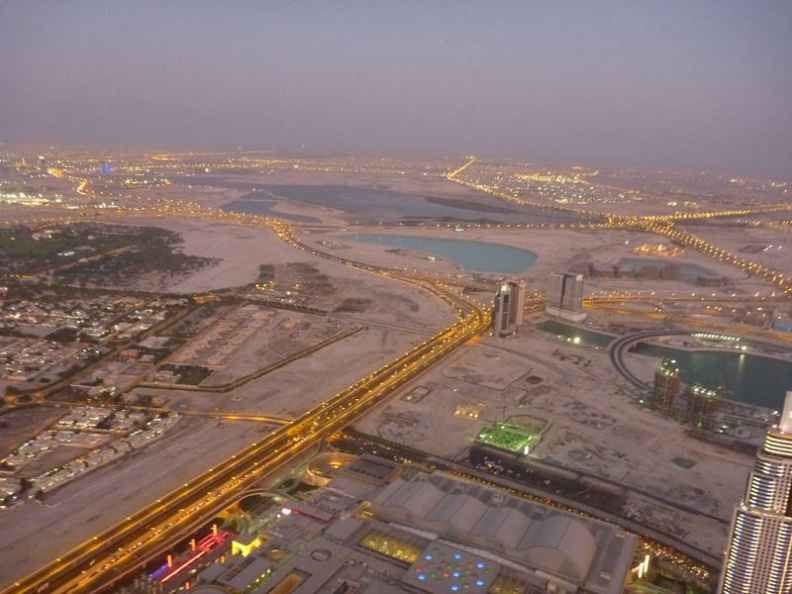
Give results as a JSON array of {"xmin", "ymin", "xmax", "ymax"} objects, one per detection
[{"xmin": 160, "ymin": 550, "xmax": 206, "ymax": 583}]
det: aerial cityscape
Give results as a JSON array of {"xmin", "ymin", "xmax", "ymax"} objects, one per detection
[{"xmin": 1, "ymin": 2, "xmax": 791, "ymax": 594}]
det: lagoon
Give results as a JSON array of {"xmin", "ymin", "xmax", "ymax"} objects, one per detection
[
  {"xmin": 343, "ymin": 233, "xmax": 537, "ymax": 274},
  {"xmin": 536, "ymin": 319, "xmax": 615, "ymax": 348},
  {"xmin": 541, "ymin": 321, "xmax": 792, "ymax": 409},
  {"xmin": 181, "ymin": 176, "xmax": 584, "ymax": 225},
  {"xmin": 633, "ymin": 343, "xmax": 792, "ymax": 410}
]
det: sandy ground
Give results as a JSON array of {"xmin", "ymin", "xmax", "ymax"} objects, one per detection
[
  {"xmin": 0, "ymin": 213, "xmax": 458, "ymax": 588},
  {"xmin": 313, "ymin": 224, "xmax": 765, "ymax": 298},
  {"xmin": 122, "ymin": 216, "xmax": 305, "ymax": 293},
  {"xmin": 678, "ymin": 222, "xmax": 792, "ymax": 278},
  {"xmin": 0, "ymin": 172, "xmax": 784, "ymax": 586},
  {"xmin": 353, "ymin": 326, "xmax": 750, "ymax": 557}
]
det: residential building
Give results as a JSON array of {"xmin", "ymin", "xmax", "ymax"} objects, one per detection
[
  {"xmin": 493, "ymin": 280, "xmax": 525, "ymax": 336},
  {"xmin": 545, "ymin": 271, "xmax": 586, "ymax": 322}
]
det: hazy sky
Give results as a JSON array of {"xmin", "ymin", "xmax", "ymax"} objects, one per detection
[{"xmin": 1, "ymin": 1, "xmax": 790, "ymax": 176}]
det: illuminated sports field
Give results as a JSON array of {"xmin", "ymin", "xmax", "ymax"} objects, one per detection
[{"xmin": 476, "ymin": 422, "xmax": 541, "ymax": 455}]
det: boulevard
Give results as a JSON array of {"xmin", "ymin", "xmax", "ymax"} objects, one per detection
[
  {"xmin": 2, "ymin": 235, "xmax": 490, "ymax": 594},
  {"xmin": 2, "ymin": 5, "xmax": 790, "ymax": 591},
  {"xmin": 2, "ymin": 155, "xmax": 791, "ymax": 594}
]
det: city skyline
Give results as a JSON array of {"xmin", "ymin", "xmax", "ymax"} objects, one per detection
[
  {"xmin": 0, "ymin": 147, "xmax": 790, "ymax": 593},
  {"xmin": 1, "ymin": 1, "xmax": 792, "ymax": 590},
  {"xmin": 1, "ymin": 1, "xmax": 791, "ymax": 177}
]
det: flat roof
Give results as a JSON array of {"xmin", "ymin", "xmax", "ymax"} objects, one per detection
[
  {"xmin": 403, "ymin": 541, "xmax": 499, "ymax": 594},
  {"xmin": 341, "ymin": 454, "xmax": 401, "ymax": 485}
]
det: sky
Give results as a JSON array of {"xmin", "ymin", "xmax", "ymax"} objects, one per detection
[{"xmin": 1, "ymin": 1, "xmax": 790, "ymax": 176}]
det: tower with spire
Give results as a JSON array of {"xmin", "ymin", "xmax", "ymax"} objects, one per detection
[{"xmin": 718, "ymin": 390, "xmax": 792, "ymax": 593}]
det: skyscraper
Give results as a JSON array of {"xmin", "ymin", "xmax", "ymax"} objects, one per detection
[
  {"xmin": 493, "ymin": 280, "xmax": 525, "ymax": 336},
  {"xmin": 545, "ymin": 271, "xmax": 586, "ymax": 322},
  {"xmin": 652, "ymin": 358, "xmax": 680, "ymax": 415},
  {"xmin": 718, "ymin": 390, "xmax": 792, "ymax": 594},
  {"xmin": 685, "ymin": 383, "xmax": 720, "ymax": 431}
]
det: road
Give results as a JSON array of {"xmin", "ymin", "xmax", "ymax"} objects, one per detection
[
  {"xmin": 608, "ymin": 330, "xmax": 690, "ymax": 389},
  {"xmin": 11, "ymin": 156, "xmax": 790, "ymax": 593},
  {"xmin": 445, "ymin": 155, "xmax": 477, "ymax": 180},
  {"xmin": 3, "ymin": 269, "xmax": 490, "ymax": 594}
]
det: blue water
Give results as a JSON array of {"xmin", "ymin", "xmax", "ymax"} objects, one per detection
[
  {"xmin": 180, "ymin": 177, "xmax": 585, "ymax": 225},
  {"xmin": 633, "ymin": 343, "xmax": 792, "ymax": 410},
  {"xmin": 343, "ymin": 234, "xmax": 537, "ymax": 274},
  {"xmin": 540, "ymin": 322, "xmax": 792, "ymax": 408}
]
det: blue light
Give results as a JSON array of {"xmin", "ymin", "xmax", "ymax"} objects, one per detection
[
  {"xmin": 418, "ymin": 574, "xmax": 426, "ymax": 581},
  {"xmin": 454, "ymin": 553, "xmax": 462, "ymax": 559},
  {"xmin": 476, "ymin": 580, "xmax": 484, "ymax": 586},
  {"xmin": 451, "ymin": 586, "xmax": 459, "ymax": 592},
  {"xmin": 476, "ymin": 562, "xmax": 484, "ymax": 569},
  {"xmin": 425, "ymin": 554, "xmax": 433, "ymax": 560}
]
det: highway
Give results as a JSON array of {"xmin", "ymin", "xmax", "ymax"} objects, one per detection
[
  {"xmin": 587, "ymin": 298, "xmax": 792, "ymax": 344},
  {"xmin": 446, "ymin": 155, "xmax": 477, "ymax": 180},
  {"xmin": 446, "ymin": 156, "xmax": 792, "ymax": 297},
  {"xmin": 10, "ymin": 155, "xmax": 791, "ymax": 593},
  {"xmin": 608, "ymin": 330, "xmax": 689, "ymax": 389},
  {"xmin": 3, "ymin": 267, "xmax": 490, "ymax": 594}
]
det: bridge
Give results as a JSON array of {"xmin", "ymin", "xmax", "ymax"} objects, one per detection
[{"xmin": 608, "ymin": 330, "xmax": 689, "ymax": 389}]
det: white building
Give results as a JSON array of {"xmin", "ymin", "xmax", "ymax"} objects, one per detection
[
  {"xmin": 718, "ymin": 390, "xmax": 792, "ymax": 593},
  {"xmin": 373, "ymin": 472, "xmax": 637, "ymax": 594}
]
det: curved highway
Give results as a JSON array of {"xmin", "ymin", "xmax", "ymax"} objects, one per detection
[{"xmin": 609, "ymin": 330, "xmax": 689, "ymax": 389}]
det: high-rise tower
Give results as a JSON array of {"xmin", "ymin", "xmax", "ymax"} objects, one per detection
[
  {"xmin": 718, "ymin": 390, "xmax": 792, "ymax": 593},
  {"xmin": 493, "ymin": 280, "xmax": 525, "ymax": 336},
  {"xmin": 652, "ymin": 358, "xmax": 680, "ymax": 415},
  {"xmin": 545, "ymin": 271, "xmax": 586, "ymax": 322},
  {"xmin": 686, "ymin": 383, "xmax": 721, "ymax": 430}
]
